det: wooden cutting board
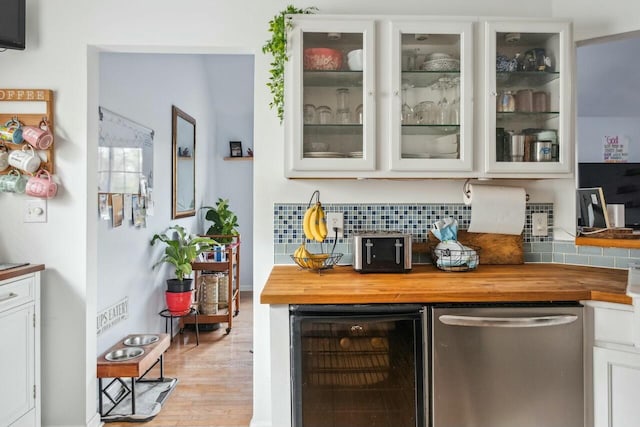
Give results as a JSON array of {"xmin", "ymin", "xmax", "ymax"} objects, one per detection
[{"xmin": 421, "ymin": 230, "xmax": 524, "ymax": 265}]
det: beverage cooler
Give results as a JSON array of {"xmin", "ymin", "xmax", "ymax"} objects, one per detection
[{"xmin": 289, "ymin": 304, "xmax": 426, "ymax": 427}]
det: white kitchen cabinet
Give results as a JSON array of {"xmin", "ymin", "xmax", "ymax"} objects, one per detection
[
  {"xmin": 0, "ymin": 272, "xmax": 41, "ymax": 427},
  {"xmin": 285, "ymin": 17, "xmax": 376, "ymax": 174},
  {"xmin": 284, "ymin": 15, "xmax": 573, "ymax": 179},
  {"xmin": 483, "ymin": 20, "xmax": 573, "ymax": 176},
  {"xmin": 593, "ymin": 347, "xmax": 640, "ymax": 427},
  {"xmin": 389, "ymin": 20, "xmax": 474, "ymax": 172},
  {"xmin": 586, "ymin": 301, "xmax": 640, "ymax": 427}
]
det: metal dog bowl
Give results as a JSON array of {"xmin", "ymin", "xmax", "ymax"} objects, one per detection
[
  {"xmin": 104, "ymin": 347, "xmax": 144, "ymax": 362},
  {"xmin": 123, "ymin": 334, "xmax": 159, "ymax": 346}
]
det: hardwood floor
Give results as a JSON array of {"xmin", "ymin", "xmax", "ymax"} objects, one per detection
[{"xmin": 107, "ymin": 291, "xmax": 253, "ymax": 427}]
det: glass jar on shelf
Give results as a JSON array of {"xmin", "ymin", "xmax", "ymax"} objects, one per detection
[{"xmin": 316, "ymin": 106, "xmax": 332, "ymax": 124}]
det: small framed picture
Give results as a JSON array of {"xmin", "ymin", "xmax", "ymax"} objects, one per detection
[
  {"xmin": 229, "ymin": 141, "xmax": 243, "ymax": 157},
  {"xmin": 577, "ymin": 187, "xmax": 610, "ymax": 229}
]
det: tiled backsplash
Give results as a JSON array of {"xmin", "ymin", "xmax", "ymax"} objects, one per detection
[{"xmin": 274, "ymin": 202, "xmax": 640, "ymax": 268}]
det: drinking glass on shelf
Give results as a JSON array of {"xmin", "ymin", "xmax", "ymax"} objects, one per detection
[
  {"xmin": 304, "ymin": 104, "xmax": 316, "ymax": 124},
  {"xmin": 414, "ymin": 101, "xmax": 437, "ymax": 125},
  {"xmin": 401, "ymin": 83, "xmax": 414, "ymax": 124},
  {"xmin": 434, "ymin": 77, "xmax": 451, "ymax": 125},
  {"xmin": 316, "ymin": 106, "xmax": 332, "ymax": 124}
]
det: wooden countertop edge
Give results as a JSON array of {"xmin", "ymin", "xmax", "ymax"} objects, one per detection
[
  {"xmin": 260, "ymin": 264, "xmax": 632, "ymax": 306},
  {"xmin": 0, "ymin": 264, "xmax": 45, "ymax": 282}
]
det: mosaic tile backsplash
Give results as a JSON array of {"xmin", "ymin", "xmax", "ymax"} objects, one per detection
[{"xmin": 273, "ymin": 202, "xmax": 640, "ymax": 268}]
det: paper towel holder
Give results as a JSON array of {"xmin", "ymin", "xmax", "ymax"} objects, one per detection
[{"xmin": 463, "ymin": 179, "xmax": 530, "ymax": 202}]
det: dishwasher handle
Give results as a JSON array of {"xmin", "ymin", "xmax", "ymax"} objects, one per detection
[{"xmin": 438, "ymin": 314, "xmax": 578, "ymax": 328}]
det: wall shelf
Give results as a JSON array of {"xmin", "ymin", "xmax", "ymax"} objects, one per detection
[{"xmin": 223, "ymin": 156, "xmax": 253, "ymax": 161}]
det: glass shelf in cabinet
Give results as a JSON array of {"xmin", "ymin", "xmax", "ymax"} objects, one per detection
[
  {"xmin": 496, "ymin": 71, "xmax": 560, "ymax": 87},
  {"xmin": 401, "ymin": 71, "xmax": 460, "ymax": 88},
  {"xmin": 401, "ymin": 124, "xmax": 460, "ymax": 136},
  {"xmin": 496, "ymin": 111, "xmax": 559, "ymax": 121},
  {"xmin": 303, "ymin": 124, "xmax": 363, "ymax": 135},
  {"xmin": 303, "ymin": 71, "xmax": 363, "ymax": 87}
]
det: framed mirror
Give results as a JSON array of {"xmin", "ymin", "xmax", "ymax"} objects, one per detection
[{"xmin": 172, "ymin": 105, "xmax": 196, "ymax": 218}]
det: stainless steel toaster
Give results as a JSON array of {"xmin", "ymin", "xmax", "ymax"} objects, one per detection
[{"xmin": 353, "ymin": 231, "xmax": 412, "ymax": 273}]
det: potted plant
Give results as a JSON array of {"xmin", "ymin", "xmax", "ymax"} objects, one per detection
[
  {"xmin": 203, "ymin": 198, "xmax": 240, "ymax": 244},
  {"xmin": 151, "ymin": 225, "xmax": 216, "ymax": 313}
]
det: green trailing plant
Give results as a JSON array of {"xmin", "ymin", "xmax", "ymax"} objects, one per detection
[
  {"xmin": 151, "ymin": 225, "xmax": 216, "ymax": 282},
  {"xmin": 262, "ymin": 5, "xmax": 318, "ymax": 123},
  {"xmin": 204, "ymin": 198, "xmax": 240, "ymax": 243}
]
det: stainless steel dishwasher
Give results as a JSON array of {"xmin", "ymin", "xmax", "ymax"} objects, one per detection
[{"xmin": 431, "ymin": 303, "xmax": 583, "ymax": 427}]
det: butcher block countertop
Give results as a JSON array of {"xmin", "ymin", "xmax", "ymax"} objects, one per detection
[
  {"xmin": 260, "ymin": 264, "xmax": 631, "ymax": 305},
  {"xmin": 0, "ymin": 264, "xmax": 44, "ymax": 282}
]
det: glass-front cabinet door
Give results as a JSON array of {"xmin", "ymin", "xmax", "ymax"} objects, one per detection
[
  {"xmin": 484, "ymin": 20, "xmax": 572, "ymax": 175},
  {"xmin": 389, "ymin": 20, "xmax": 474, "ymax": 172},
  {"xmin": 285, "ymin": 17, "xmax": 376, "ymax": 176}
]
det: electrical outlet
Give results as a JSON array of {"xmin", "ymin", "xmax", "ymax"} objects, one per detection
[
  {"xmin": 326, "ymin": 212, "xmax": 344, "ymax": 239},
  {"xmin": 532, "ymin": 212, "xmax": 548, "ymax": 237}
]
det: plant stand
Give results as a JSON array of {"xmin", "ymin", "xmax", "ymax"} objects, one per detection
[{"xmin": 181, "ymin": 235, "xmax": 241, "ymax": 334}]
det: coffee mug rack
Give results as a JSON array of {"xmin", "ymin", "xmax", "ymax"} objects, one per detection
[{"xmin": 0, "ymin": 88, "xmax": 55, "ymax": 176}]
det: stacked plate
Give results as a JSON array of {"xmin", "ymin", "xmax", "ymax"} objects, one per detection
[
  {"xmin": 304, "ymin": 151, "xmax": 345, "ymax": 158},
  {"xmin": 402, "ymin": 152, "xmax": 459, "ymax": 159},
  {"xmin": 347, "ymin": 151, "xmax": 363, "ymax": 158}
]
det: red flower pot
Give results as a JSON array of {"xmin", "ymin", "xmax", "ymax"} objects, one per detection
[{"xmin": 165, "ymin": 290, "xmax": 193, "ymax": 315}]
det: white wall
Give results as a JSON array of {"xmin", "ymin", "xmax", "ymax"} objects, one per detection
[
  {"xmin": 6, "ymin": 0, "xmax": 639, "ymax": 425},
  {"xmin": 203, "ymin": 55, "xmax": 255, "ymax": 291}
]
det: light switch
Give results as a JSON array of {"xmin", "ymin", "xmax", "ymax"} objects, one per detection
[{"xmin": 24, "ymin": 199, "xmax": 47, "ymax": 223}]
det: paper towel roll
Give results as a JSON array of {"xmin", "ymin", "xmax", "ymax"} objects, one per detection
[{"xmin": 464, "ymin": 184, "xmax": 526, "ymax": 235}]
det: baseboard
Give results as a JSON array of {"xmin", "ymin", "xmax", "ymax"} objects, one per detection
[
  {"xmin": 249, "ymin": 418, "xmax": 271, "ymax": 427},
  {"xmin": 86, "ymin": 412, "xmax": 103, "ymax": 427}
]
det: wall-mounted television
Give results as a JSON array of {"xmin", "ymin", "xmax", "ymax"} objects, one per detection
[
  {"xmin": 578, "ymin": 163, "xmax": 640, "ymax": 229},
  {"xmin": 0, "ymin": 0, "xmax": 25, "ymax": 50}
]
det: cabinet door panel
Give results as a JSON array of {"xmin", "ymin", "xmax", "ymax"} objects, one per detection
[
  {"xmin": 389, "ymin": 20, "xmax": 474, "ymax": 172},
  {"xmin": 286, "ymin": 17, "xmax": 376, "ymax": 175},
  {"xmin": 593, "ymin": 346, "xmax": 640, "ymax": 427},
  {"xmin": 484, "ymin": 20, "xmax": 573, "ymax": 176},
  {"xmin": 0, "ymin": 305, "xmax": 35, "ymax": 427}
]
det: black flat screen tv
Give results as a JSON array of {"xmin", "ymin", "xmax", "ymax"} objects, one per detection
[
  {"xmin": 0, "ymin": 0, "xmax": 25, "ymax": 50},
  {"xmin": 578, "ymin": 162, "xmax": 640, "ymax": 229}
]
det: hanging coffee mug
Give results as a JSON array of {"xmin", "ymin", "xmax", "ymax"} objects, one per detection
[
  {"xmin": 0, "ymin": 170, "xmax": 28, "ymax": 193},
  {"xmin": 0, "ymin": 144, "xmax": 9, "ymax": 171},
  {"xmin": 25, "ymin": 170, "xmax": 57, "ymax": 199},
  {"xmin": 0, "ymin": 119, "xmax": 23, "ymax": 144},
  {"xmin": 8, "ymin": 145, "xmax": 41, "ymax": 173},
  {"xmin": 22, "ymin": 120, "xmax": 53, "ymax": 150}
]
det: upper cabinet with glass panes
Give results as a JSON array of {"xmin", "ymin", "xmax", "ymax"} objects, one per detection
[
  {"xmin": 483, "ymin": 20, "xmax": 573, "ymax": 176},
  {"xmin": 388, "ymin": 20, "xmax": 474, "ymax": 172},
  {"xmin": 283, "ymin": 16, "xmax": 573, "ymax": 179}
]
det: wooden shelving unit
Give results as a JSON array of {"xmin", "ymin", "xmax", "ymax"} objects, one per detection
[
  {"xmin": 180, "ymin": 235, "xmax": 241, "ymax": 334},
  {"xmin": 0, "ymin": 88, "xmax": 55, "ymax": 175}
]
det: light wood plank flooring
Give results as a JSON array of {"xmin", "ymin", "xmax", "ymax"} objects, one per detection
[{"xmin": 107, "ymin": 291, "xmax": 253, "ymax": 427}]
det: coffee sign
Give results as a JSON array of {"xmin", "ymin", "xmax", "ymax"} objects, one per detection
[{"xmin": 0, "ymin": 89, "xmax": 49, "ymax": 101}]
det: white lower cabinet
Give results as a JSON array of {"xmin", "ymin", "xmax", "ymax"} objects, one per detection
[
  {"xmin": 0, "ymin": 273, "xmax": 40, "ymax": 427},
  {"xmin": 593, "ymin": 346, "xmax": 640, "ymax": 427},
  {"xmin": 588, "ymin": 301, "xmax": 640, "ymax": 427}
]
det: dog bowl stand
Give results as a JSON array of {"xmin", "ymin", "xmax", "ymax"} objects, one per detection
[{"xmin": 96, "ymin": 333, "xmax": 170, "ymax": 418}]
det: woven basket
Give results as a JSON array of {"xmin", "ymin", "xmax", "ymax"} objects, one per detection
[
  {"xmin": 198, "ymin": 274, "xmax": 219, "ymax": 315},
  {"xmin": 218, "ymin": 273, "xmax": 229, "ymax": 309}
]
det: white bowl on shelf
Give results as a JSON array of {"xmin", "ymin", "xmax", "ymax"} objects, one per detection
[{"xmin": 347, "ymin": 49, "xmax": 363, "ymax": 71}]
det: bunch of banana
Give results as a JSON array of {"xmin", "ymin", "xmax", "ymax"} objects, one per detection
[
  {"xmin": 293, "ymin": 243, "xmax": 312, "ymax": 268},
  {"xmin": 302, "ymin": 202, "xmax": 328, "ymax": 242},
  {"xmin": 293, "ymin": 243, "xmax": 330, "ymax": 270}
]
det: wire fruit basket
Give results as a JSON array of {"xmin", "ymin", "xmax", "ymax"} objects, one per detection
[
  {"xmin": 431, "ymin": 246, "xmax": 480, "ymax": 272},
  {"xmin": 291, "ymin": 253, "xmax": 343, "ymax": 272}
]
